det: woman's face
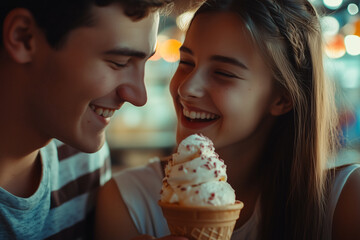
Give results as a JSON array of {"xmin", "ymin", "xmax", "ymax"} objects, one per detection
[{"xmin": 170, "ymin": 12, "xmax": 280, "ymax": 149}]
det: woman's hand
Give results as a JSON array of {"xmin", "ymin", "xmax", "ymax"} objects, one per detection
[{"xmin": 131, "ymin": 235, "xmax": 188, "ymax": 240}]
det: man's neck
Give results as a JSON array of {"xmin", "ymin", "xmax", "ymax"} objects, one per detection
[
  {"xmin": 0, "ymin": 150, "xmax": 43, "ymax": 197},
  {"xmin": 0, "ymin": 123, "xmax": 48, "ymax": 197},
  {"xmin": 0, "ymin": 56, "xmax": 49, "ymax": 197}
]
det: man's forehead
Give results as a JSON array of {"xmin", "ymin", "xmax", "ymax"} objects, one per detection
[{"xmin": 88, "ymin": 5, "xmax": 159, "ymax": 58}]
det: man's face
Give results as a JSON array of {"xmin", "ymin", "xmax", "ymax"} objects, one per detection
[{"xmin": 26, "ymin": 4, "xmax": 159, "ymax": 152}]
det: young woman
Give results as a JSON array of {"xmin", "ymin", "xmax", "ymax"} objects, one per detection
[{"xmin": 95, "ymin": 0, "xmax": 360, "ymax": 239}]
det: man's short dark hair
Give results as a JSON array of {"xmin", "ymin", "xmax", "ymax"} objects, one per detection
[{"xmin": 0, "ymin": 0, "xmax": 174, "ymax": 49}]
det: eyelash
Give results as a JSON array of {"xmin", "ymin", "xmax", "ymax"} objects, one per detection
[
  {"xmin": 179, "ymin": 60, "xmax": 194, "ymax": 66},
  {"xmin": 214, "ymin": 71, "xmax": 238, "ymax": 78},
  {"xmin": 108, "ymin": 60, "xmax": 128, "ymax": 68}
]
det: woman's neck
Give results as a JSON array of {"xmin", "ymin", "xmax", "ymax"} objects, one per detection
[
  {"xmin": 217, "ymin": 135, "xmax": 266, "ymax": 193},
  {"xmin": 216, "ymin": 141, "xmax": 263, "ymax": 228},
  {"xmin": 216, "ymin": 117, "xmax": 276, "ymax": 229}
]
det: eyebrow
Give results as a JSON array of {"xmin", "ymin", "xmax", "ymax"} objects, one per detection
[
  {"xmin": 210, "ymin": 55, "xmax": 248, "ymax": 70},
  {"xmin": 103, "ymin": 48, "xmax": 155, "ymax": 59},
  {"xmin": 179, "ymin": 46, "xmax": 193, "ymax": 55},
  {"xmin": 180, "ymin": 46, "xmax": 248, "ymax": 70}
]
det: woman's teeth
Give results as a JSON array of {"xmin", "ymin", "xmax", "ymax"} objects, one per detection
[
  {"xmin": 183, "ymin": 108, "xmax": 218, "ymax": 120},
  {"xmin": 90, "ymin": 105, "xmax": 115, "ymax": 118}
]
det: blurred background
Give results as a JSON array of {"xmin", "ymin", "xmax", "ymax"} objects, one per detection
[{"xmin": 107, "ymin": 0, "xmax": 360, "ymax": 172}]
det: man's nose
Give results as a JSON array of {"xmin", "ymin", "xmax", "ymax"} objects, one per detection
[{"xmin": 116, "ymin": 71, "xmax": 147, "ymax": 107}]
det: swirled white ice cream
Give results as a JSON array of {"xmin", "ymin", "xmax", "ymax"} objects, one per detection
[{"xmin": 160, "ymin": 134, "xmax": 236, "ymax": 206}]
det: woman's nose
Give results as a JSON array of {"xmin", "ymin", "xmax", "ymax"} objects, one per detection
[{"xmin": 177, "ymin": 71, "xmax": 205, "ymax": 100}]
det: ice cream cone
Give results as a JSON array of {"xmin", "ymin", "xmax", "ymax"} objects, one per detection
[{"xmin": 158, "ymin": 200, "xmax": 244, "ymax": 240}]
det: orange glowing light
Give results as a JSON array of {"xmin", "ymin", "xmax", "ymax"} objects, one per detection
[
  {"xmin": 325, "ymin": 34, "xmax": 346, "ymax": 58},
  {"xmin": 159, "ymin": 39, "xmax": 182, "ymax": 62},
  {"xmin": 149, "ymin": 43, "xmax": 161, "ymax": 61},
  {"xmin": 354, "ymin": 19, "xmax": 360, "ymax": 37}
]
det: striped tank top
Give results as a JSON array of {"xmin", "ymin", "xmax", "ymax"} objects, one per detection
[{"xmin": 0, "ymin": 139, "xmax": 111, "ymax": 240}]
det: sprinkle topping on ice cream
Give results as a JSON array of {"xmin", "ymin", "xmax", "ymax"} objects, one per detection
[{"xmin": 160, "ymin": 133, "xmax": 236, "ymax": 206}]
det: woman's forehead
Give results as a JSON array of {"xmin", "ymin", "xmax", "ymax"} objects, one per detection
[{"xmin": 183, "ymin": 12, "xmax": 258, "ymax": 62}]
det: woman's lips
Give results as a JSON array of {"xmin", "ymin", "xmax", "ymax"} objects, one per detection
[
  {"xmin": 179, "ymin": 106, "xmax": 220, "ymax": 129},
  {"xmin": 182, "ymin": 108, "xmax": 219, "ymax": 121}
]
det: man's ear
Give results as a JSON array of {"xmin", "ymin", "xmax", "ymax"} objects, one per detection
[
  {"xmin": 2, "ymin": 8, "xmax": 37, "ymax": 63},
  {"xmin": 270, "ymin": 90, "xmax": 293, "ymax": 116}
]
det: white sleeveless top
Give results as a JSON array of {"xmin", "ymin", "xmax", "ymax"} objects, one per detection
[{"xmin": 113, "ymin": 159, "xmax": 360, "ymax": 240}]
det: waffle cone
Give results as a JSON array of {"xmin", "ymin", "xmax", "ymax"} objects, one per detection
[{"xmin": 158, "ymin": 200, "xmax": 244, "ymax": 240}]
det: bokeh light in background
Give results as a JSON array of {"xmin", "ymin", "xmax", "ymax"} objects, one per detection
[
  {"xmin": 344, "ymin": 34, "xmax": 360, "ymax": 55},
  {"xmin": 323, "ymin": 0, "xmax": 343, "ymax": 9},
  {"xmin": 159, "ymin": 39, "xmax": 182, "ymax": 62},
  {"xmin": 348, "ymin": 3, "xmax": 359, "ymax": 15},
  {"xmin": 325, "ymin": 34, "xmax": 346, "ymax": 58},
  {"xmin": 321, "ymin": 16, "xmax": 340, "ymax": 36},
  {"xmin": 320, "ymin": 2, "xmax": 360, "ymax": 58},
  {"xmin": 316, "ymin": 0, "xmax": 360, "ymax": 154},
  {"xmin": 176, "ymin": 10, "xmax": 196, "ymax": 31},
  {"xmin": 148, "ymin": 10, "xmax": 195, "ymax": 63}
]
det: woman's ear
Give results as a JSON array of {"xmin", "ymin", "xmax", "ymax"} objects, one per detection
[
  {"xmin": 270, "ymin": 90, "xmax": 293, "ymax": 116},
  {"xmin": 2, "ymin": 8, "xmax": 37, "ymax": 63}
]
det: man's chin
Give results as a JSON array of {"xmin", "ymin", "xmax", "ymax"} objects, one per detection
[
  {"xmin": 60, "ymin": 134, "xmax": 106, "ymax": 153},
  {"xmin": 79, "ymin": 138, "xmax": 106, "ymax": 153},
  {"xmin": 78, "ymin": 143, "xmax": 104, "ymax": 153}
]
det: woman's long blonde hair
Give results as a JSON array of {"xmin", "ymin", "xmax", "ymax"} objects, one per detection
[{"xmin": 194, "ymin": 0, "xmax": 339, "ymax": 239}]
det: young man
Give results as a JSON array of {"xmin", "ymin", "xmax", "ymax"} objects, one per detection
[{"xmin": 0, "ymin": 1, "xmax": 174, "ymax": 239}]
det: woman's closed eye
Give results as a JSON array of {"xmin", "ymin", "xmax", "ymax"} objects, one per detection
[
  {"xmin": 179, "ymin": 60, "xmax": 195, "ymax": 67},
  {"xmin": 214, "ymin": 70, "xmax": 241, "ymax": 79}
]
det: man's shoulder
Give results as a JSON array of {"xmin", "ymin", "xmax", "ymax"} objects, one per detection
[{"xmin": 40, "ymin": 139, "xmax": 111, "ymax": 189}]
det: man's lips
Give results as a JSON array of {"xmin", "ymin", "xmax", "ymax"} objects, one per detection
[{"xmin": 89, "ymin": 104, "xmax": 118, "ymax": 118}]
